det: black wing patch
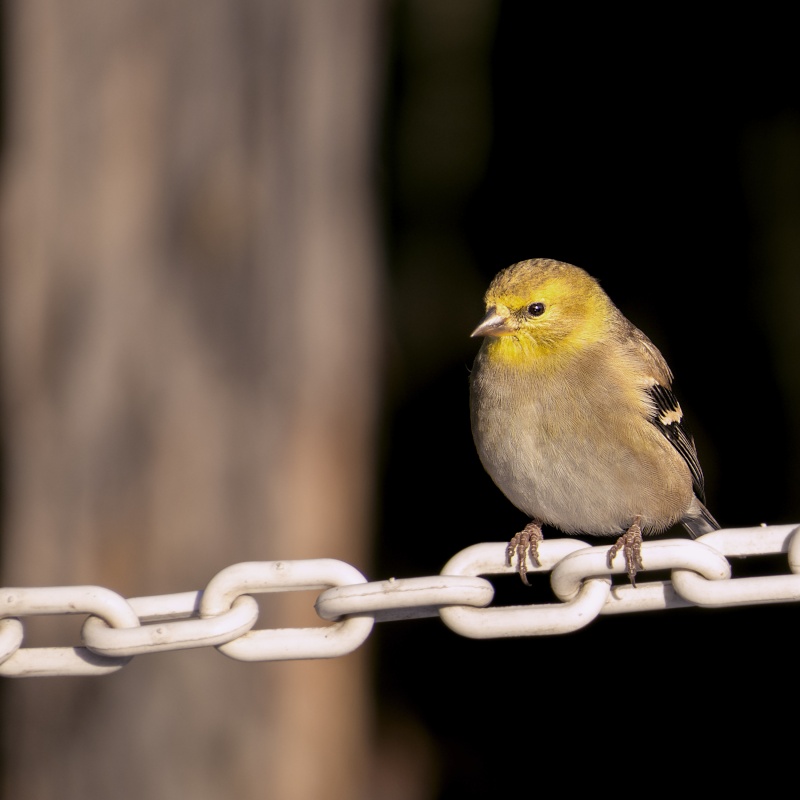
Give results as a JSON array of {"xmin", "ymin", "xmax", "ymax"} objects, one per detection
[{"xmin": 647, "ymin": 383, "xmax": 706, "ymax": 502}]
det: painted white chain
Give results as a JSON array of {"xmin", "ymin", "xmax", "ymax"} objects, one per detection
[{"xmin": 0, "ymin": 524, "xmax": 797, "ymax": 677}]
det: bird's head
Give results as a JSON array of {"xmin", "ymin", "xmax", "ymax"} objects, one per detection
[{"xmin": 471, "ymin": 258, "xmax": 616, "ymax": 367}]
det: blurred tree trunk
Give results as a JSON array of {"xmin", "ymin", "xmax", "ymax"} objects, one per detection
[{"xmin": 0, "ymin": 2, "xmax": 383, "ymax": 799}]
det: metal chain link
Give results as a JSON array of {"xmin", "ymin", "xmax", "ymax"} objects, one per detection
[{"xmin": 0, "ymin": 523, "xmax": 798, "ymax": 677}]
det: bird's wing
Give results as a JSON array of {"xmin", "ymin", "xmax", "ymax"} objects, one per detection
[
  {"xmin": 628, "ymin": 325, "xmax": 706, "ymax": 503},
  {"xmin": 646, "ymin": 382, "xmax": 706, "ymax": 503}
]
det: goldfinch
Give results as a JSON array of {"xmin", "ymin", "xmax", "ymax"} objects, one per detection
[{"xmin": 469, "ymin": 258, "xmax": 719, "ymax": 584}]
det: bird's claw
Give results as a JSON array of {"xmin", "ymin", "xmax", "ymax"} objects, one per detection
[
  {"xmin": 506, "ymin": 521, "xmax": 543, "ymax": 586},
  {"xmin": 607, "ymin": 515, "xmax": 644, "ymax": 586}
]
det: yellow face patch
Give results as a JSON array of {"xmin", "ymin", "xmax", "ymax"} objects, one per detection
[{"xmin": 482, "ymin": 273, "xmax": 612, "ymax": 368}]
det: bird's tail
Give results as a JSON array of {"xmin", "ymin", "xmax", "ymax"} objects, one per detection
[{"xmin": 682, "ymin": 496, "xmax": 720, "ymax": 539}]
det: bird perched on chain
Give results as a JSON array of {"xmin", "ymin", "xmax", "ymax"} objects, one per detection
[{"xmin": 469, "ymin": 258, "xmax": 719, "ymax": 585}]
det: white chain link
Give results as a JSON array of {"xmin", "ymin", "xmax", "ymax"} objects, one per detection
[{"xmin": 0, "ymin": 523, "xmax": 798, "ymax": 677}]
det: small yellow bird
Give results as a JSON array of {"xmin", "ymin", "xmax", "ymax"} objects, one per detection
[{"xmin": 469, "ymin": 258, "xmax": 719, "ymax": 584}]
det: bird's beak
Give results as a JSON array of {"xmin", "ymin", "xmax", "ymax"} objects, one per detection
[{"xmin": 470, "ymin": 306, "xmax": 513, "ymax": 338}]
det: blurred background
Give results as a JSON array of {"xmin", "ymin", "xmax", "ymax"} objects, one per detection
[{"xmin": 1, "ymin": 2, "xmax": 798, "ymax": 798}]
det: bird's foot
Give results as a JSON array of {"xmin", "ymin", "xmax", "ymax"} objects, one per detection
[
  {"xmin": 607, "ymin": 515, "xmax": 644, "ymax": 586},
  {"xmin": 506, "ymin": 521, "xmax": 543, "ymax": 586}
]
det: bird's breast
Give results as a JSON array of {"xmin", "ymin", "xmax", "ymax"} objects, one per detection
[{"xmin": 469, "ymin": 351, "xmax": 692, "ymax": 534}]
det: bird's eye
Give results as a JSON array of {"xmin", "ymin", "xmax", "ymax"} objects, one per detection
[{"xmin": 527, "ymin": 302, "xmax": 546, "ymax": 317}]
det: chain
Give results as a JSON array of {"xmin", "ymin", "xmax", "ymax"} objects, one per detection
[{"xmin": 1, "ymin": 523, "xmax": 798, "ymax": 678}]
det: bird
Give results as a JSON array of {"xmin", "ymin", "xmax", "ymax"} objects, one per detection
[{"xmin": 469, "ymin": 257, "xmax": 719, "ymax": 585}]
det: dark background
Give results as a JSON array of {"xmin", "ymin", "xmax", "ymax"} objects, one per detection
[{"xmin": 375, "ymin": 5, "xmax": 799, "ymax": 794}]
